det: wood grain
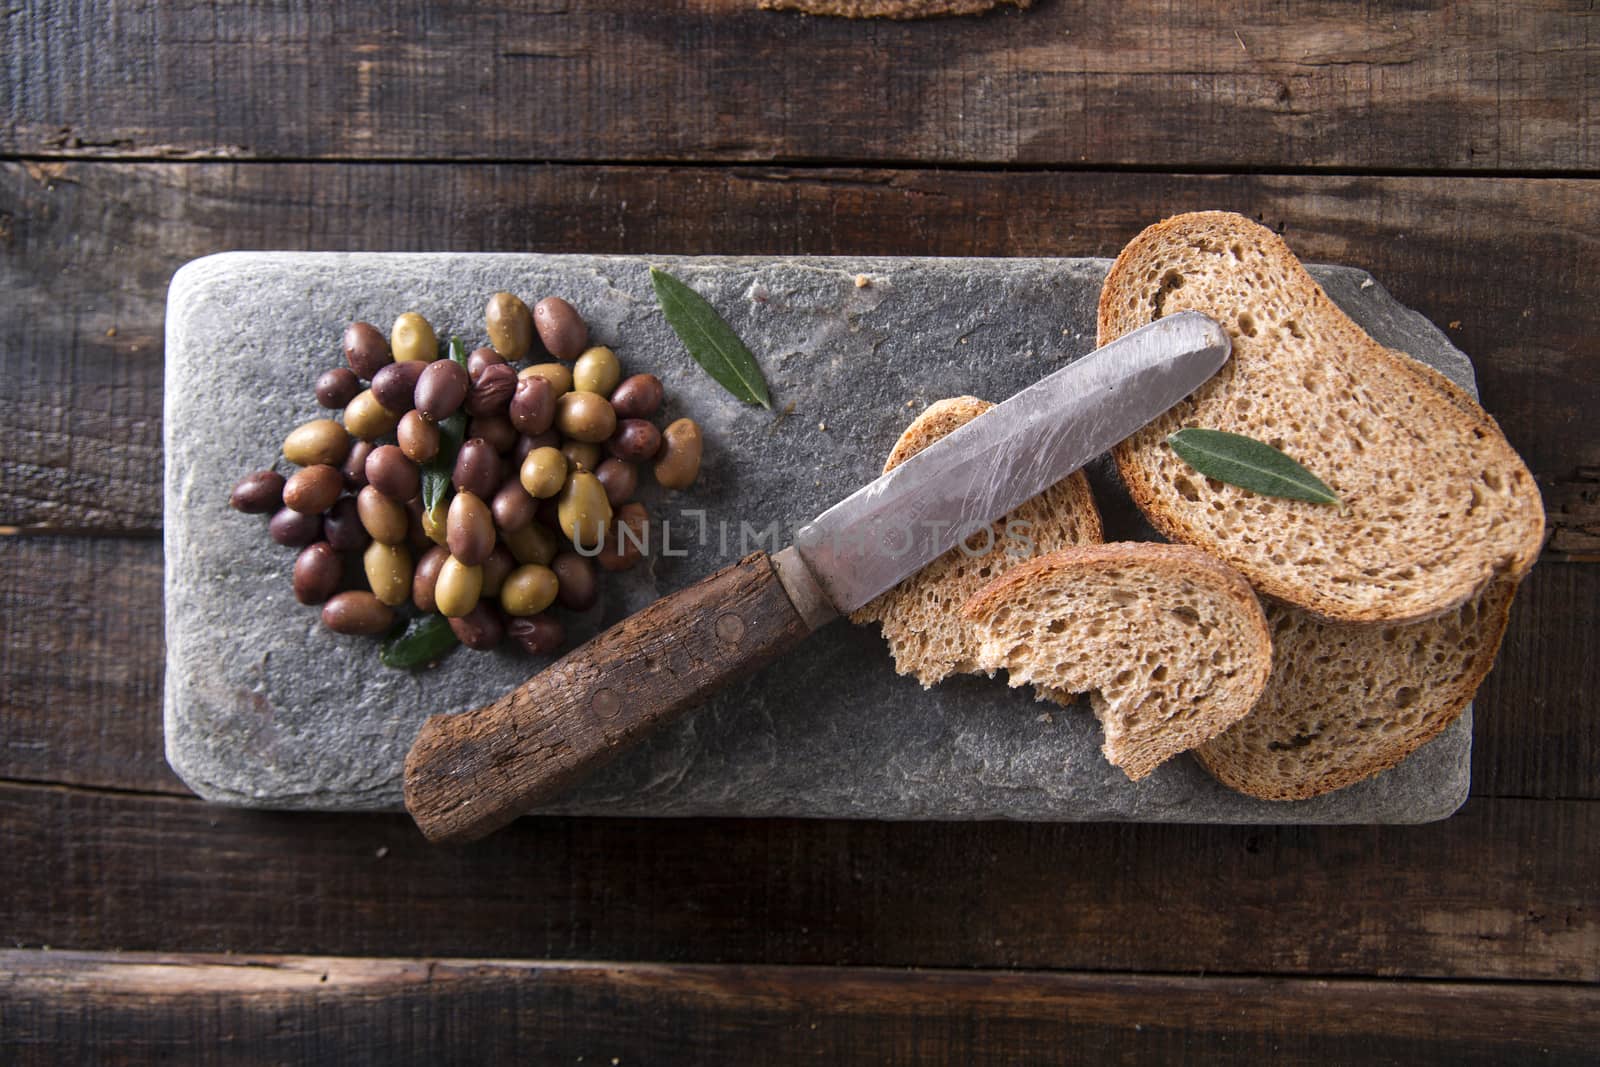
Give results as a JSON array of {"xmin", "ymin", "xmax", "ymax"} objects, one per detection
[
  {"xmin": 405, "ymin": 552, "xmax": 814, "ymax": 842},
  {"xmin": 3, "ymin": 1, "xmax": 1595, "ymax": 172},
  {"xmin": 3, "ymin": 162, "xmax": 1596, "ymax": 534},
  {"xmin": 3, "ymin": 949, "xmax": 1596, "ymax": 1065},
  {"xmin": 1, "ymin": 783, "xmax": 1593, "ymax": 980}
]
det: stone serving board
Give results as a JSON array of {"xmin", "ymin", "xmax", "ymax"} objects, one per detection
[{"xmin": 165, "ymin": 253, "xmax": 1474, "ymax": 823}]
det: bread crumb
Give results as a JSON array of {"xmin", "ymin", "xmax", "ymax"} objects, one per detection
[
  {"xmin": 1360, "ymin": 278, "xmax": 1374, "ymax": 290},
  {"xmin": 854, "ymin": 274, "xmax": 871, "ymax": 288},
  {"xmin": 906, "ymin": 399, "xmax": 916, "ymax": 408},
  {"xmin": 106, "ymin": 326, "xmax": 118, "ymax": 338},
  {"xmin": 1449, "ymin": 320, "xmax": 1462, "ymax": 329},
  {"xmin": 818, "ymin": 421, "xmax": 827, "ymax": 431},
  {"xmin": 1036, "ymin": 712, "xmax": 1054, "ymax": 724}
]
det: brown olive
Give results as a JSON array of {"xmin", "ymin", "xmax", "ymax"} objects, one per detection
[
  {"xmin": 467, "ymin": 345, "xmax": 506, "ymax": 382},
  {"xmin": 467, "ymin": 413, "xmax": 518, "ymax": 454},
  {"xmin": 520, "ymin": 362, "xmax": 572, "ymax": 397},
  {"xmin": 446, "ymin": 491, "xmax": 496, "ymax": 566},
  {"xmin": 492, "ymin": 478, "xmax": 537, "ymax": 532},
  {"xmin": 533, "ymin": 296, "xmax": 588, "ymax": 361},
  {"xmin": 503, "ymin": 521, "xmax": 559, "ymax": 567},
  {"xmin": 343, "ymin": 322, "xmax": 392, "ymax": 380},
  {"xmin": 269, "ymin": 507, "xmax": 322, "ymax": 547},
  {"xmin": 552, "ymin": 551, "xmax": 598, "ymax": 611},
  {"xmin": 654, "ymin": 418, "xmax": 703, "ymax": 490},
  {"xmin": 519, "ymin": 446, "xmax": 568, "ymax": 499},
  {"xmin": 284, "ymin": 418, "xmax": 351, "ymax": 467},
  {"xmin": 230, "ymin": 470, "xmax": 285, "ymax": 514},
  {"xmin": 282, "ymin": 464, "xmax": 343, "ymax": 515},
  {"xmin": 514, "ymin": 429, "xmax": 560, "ymax": 465},
  {"xmin": 594, "ymin": 458, "xmax": 638, "ymax": 508},
  {"xmin": 535, "ymin": 496, "xmax": 560, "ymax": 530},
  {"xmin": 449, "ymin": 602, "xmax": 505, "ymax": 651},
  {"xmin": 412, "ymin": 544, "xmax": 450, "ymax": 613},
  {"xmin": 501, "ymin": 564, "xmax": 559, "ymax": 616},
  {"xmin": 390, "ymin": 312, "xmax": 438, "ymax": 363},
  {"xmin": 508, "ymin": 614, "xmax": 565, "ymax": 656},
  {"xmin": 480, "ymin": 544, "xmax": 516, "ymax": 598},
  {"xmin": 363, "ymin": 541, "xmax": 413, "ymax": 607},
  {"xmin": 422, "ymin": 499, "xmax": 449, "ymax": 545},
  {"xmin": 607, "ymin": 419, "xmax": 662, "ymax": 463},
  {"xmin": 609, "ymin": 373, "xmax": 663, "ymax": 420},
  {"xmin": 324, "ymin": 495, "xmax": 369, "ymax": 553},
  {"xmin": 316, "ymin": 367, "xmax": 362, "ymax": 409},
  {"xmin": 414, "ymin": 359, "xmax": 470, "ymax": 422},
  {"xmin": 341, "ymin": 439, "xmax": 373, "ymax": 491},
  {"xmin": 293, "ymin": 542, "xmax": 343, "ymax": 604},
  {"xmin": 322, "ymin": 591, "xmax": 394, "ymax": 635},
  {"xmin": 397, "ymin": 410, "xmax": 440, "ymax": 463},
  {"xmin": 466, "ymin": 361, "xmax": 518, "ymax": 418},
  {"xmin": 365, "ymin": 445, "xmax": 421, "ymax": 502},
  {"xmin": 485, "ymin": 292, "xmax": 536, "ymax": 361},
  {"xmin": 344, "ymin": 389, "xmax": 400, "ymax": 441},
  {"xmin": 572, "ymin": 345, "xmax": 621, "ymax": 396},
  {"xmin": 435, "ymin": 555, "xmax": 483, "ymax": 618},
  {"xmin": 555, "ymin": 391, "xmax": 617, "ymax": 444},
  {"xmin": 452, "ymin": 438, "xmax": 502, "ymax": 499},
  {"xmin": 508, "ymin": 375, "xmax": 555, "ymax": 436},
  {"xmin": 372, "ymin": 359, "xmax": 426, "ymax": 414},
  {"xmin": 598, "ymin": 501, "xmax": 650, "ymax": 573},
  {"xmin": 357, "ymin": 485, "xmax": 408, "ymax": 545},
  {"xmin": 560, "ymin": 440, "xmax": 602, "ymax": 474}
]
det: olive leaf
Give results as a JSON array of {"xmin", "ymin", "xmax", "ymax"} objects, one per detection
[
  {"xmin": 380, "ymin": 612, "xmax": 459, "ymax": 670},
  {"xmin": 1166, "ymin": 428, "xmax": 1341, "ymax": 506},
  {"xmin": 420, "ymin": 339, "xmax": 470, "ymax": 512},
  {"xmin": 650, "ymin": 266, "xmax": 772, "ymax": 409}
]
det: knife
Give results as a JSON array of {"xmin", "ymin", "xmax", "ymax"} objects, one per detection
[{"xmin": 404, "ymin": 310, "xmax": 1231, "ymax": 843}]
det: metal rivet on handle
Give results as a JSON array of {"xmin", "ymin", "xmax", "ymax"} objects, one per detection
[
  {"xmin": 715, "ymin": 613, "xmax": 746, "ymax": 644},
  {"xmin": 591, "ymin": 688, "xmax": 620, "ymax": 720}
]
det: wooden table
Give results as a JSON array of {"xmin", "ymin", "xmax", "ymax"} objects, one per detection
[{"xmin": 3, "ymin": 2, "xmax": 1596, "ymax": 1062}]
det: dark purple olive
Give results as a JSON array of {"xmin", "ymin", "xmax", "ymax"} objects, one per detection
[
  {"xmin": 467, "ymin": 413, "xmax": 518, "ymax": 455},
  {"xmin": 594, "ymin": 458, "xmax": 637, "ymax": 508},
  {"xmin": 535, "ymin": 496, "xmax": 561, "ymax": 529},
  {"xmin": 551, "ymin": 551, "xmax": 598, "ymax": 611},
  {"xmin": 283, "ymin": 464, "xmax": 343, "ymax": 515},
  {"xmin": 480, "ymin": 544, "xmax": 516, "ymax": 598},
  {"xmin": 609, "ymin": 373, "xmax": 663, "ymax": 420},
  {"xmin": 315, "ymin": 367, "xmax": 361, "ymax": 409},
  {"xmin": 492, "ymin": 478, "xmax": 537, "ymax": 533},
  {"xmin": 508, "ymin": 613, "xmax": 565, "ymax": 656},
  {"xmin": 292, "ymin": 541, "xmax": 343, "ymax": 604},
  {"xmin": 323, "ymin": 496, "xmax": 369, "ymax": 553},
  {"xmin": 607, "ymin": 419, "xmax": 661, "ymax": 463},
  {"xmin": 449, "ymin": 602, "xmax": 505, "ymax": 651},
  {"xmin": 465, "ymin": 361, "xmax": 517, "ymax": 418},
  {"xmin": 414, "ymin": 359, "xmax": 470, "ymax": 422},
  {"xmin": 365, "ymin": 445, "xmax": 420, "ymax": 502},
  {"xmin": 467, "ymin": 346, "xmax": 505, "ymax": 382},
  {"xmin": 322, "ymin": 591, "xmax": 393, "ymax": 635},
  {"xmin": 343, "ymin": 322, "xmax": 392, "ymax": 380},
  {"xmin": 514, "ymin": 429, "xmax": 561, "ymax": 464},
  {"xmin": 508, "ymin": 375, "xmax": 555, "ymax": 436},
  {"xmin": 341, "ymin": 440, "xmax": 374, "ymax": 492},
  {"xmin": 230, "ymin": 470, "xmax": 285, "ymax": 514},
  {"xmin": 371, "ymin": 360, "xmax": 427, "ymax": 414},
  {"xmin": 534, "ymin": 296, "xmax": 587, "ymax": 361},
  {"xmin": 269, "ymin": 506, "xmax": 323, "ymax": 547},
  {"xmin": 412, "ymin": 544, "xmax": 449, "ymax": 613},
  {"xmin": 452, "ymin": 438, "xmax": 502, "ymax": 500},
  {"xmin": 598, "ymin": 501, "xmax": 649, "ymax": 573}
]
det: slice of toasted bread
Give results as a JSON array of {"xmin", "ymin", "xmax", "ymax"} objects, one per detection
[
  {"xmin": 1195, "ymin": 577, "xmax": 1517, "ymax": 800},
  {"xmin": 963, "ymin": 543, "xmax": 1273, "ymax": 781},
  {"xmin": 1097, "ymin": 211, "xmax": 1544, "ymax": 625},
  {"xmin": 850, "ymin": 397, "xmax": 1103, "ymax": 687}
]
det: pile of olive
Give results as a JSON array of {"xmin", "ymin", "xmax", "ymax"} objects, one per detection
[{"xmin": 229, "ymin": 292, "xmax": 703, "ymax": 663}]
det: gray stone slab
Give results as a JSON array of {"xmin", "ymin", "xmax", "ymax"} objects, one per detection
[{"xmin": 164, "ymin": 253, "xmax": 1474, "ymax": 823}]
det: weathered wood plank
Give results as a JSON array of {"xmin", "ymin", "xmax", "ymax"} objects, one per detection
[
  {"xmin": 3, "ymin": 162, "xmax": 1595, "ymax": 534},
  {"xmin": 3, "ymin": 1, "xmax": 1595, "ymax": 171},
  {"xmin": 2, "ymin": 950, "xmax": 1596, "ymax": 1065},
  {"xmin": 0, "ymin": 784, "xmax": 1593, "ymax": 980}
]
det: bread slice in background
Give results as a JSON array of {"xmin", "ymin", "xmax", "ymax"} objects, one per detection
[
  {"xmin": 963, "ymin": 543, "xmax": 1273, "ymax": 781},
  {"xmin": 1098, "ymin": 211, "xmax": 1544, "ymax": 625},
  {"xmin": 1195, "ymin": 578, "xmax": 1518, "ymax": 801},
  {"xmin": 850, "ymin": 397, "xmax": 1103, "ymax": 687}
]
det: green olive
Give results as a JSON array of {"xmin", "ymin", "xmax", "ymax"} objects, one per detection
[
  {"xmin": 519, "ymin": 446, "xmax": 568, "ymax": 499},
  {"xmin": 435, "ymin": 555, "xmax": 484, "ymax": 618},
  {"xmin": 519, "ymin": 362, "xmax": 572, "ymax": 397},
  {"xmin": 501, "ymin": 564, "xmax": 559, "ymax": 617},
  {"xmin": 391, "ymin": 312, "xmax": 438, "ymax": 363},
  {"xmin": 283, "ymin": 418, "xmax": 351, "ymax": 467},
  {"xmin": 653, "ymin": 418, "xmax": 703, "ymax": 490},
  {"xmin": 485, "ymin": 292, "xmax": 535, "ymax": 360},
  {"xmin": 558, "ymin": 471, "xmax": 612, "ymax": 549},
  {"xmin": 363, "ymin": 541, "xmax": 413, "ymax": 607},
  {"xmin": 344, "ymin": 388, "xmax": 400, "ymax": 441},
  {"xmin": 556, "ymin": 391, "xmax": 617, "ymax": 444},
  {"xmin": 503, "ymin": 521, "xmax": 558, "ymax": 566},
  {"xmin": 357, "ymin": 485, "xmax": 409, "ymax": 545},
  {"xmin": 422, "ymin": 500, "xmax": 449, "ymax": 545},
  {"xmin": 561, "ymin": 440, "xmax": 602, "ymax": 474},
  {"xmin": 572, "ymin": 346, "xmax": 621, "ymax": 396}
]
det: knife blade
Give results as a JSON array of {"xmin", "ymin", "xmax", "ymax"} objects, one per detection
[{"xmin": 404, "ymin": 310, "xmax": 1231, "ymax": 843}]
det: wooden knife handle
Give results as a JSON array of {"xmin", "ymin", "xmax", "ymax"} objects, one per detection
[{"xmin": 403, "ymin": 548, "xmax": 834, "ymax": 844}]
